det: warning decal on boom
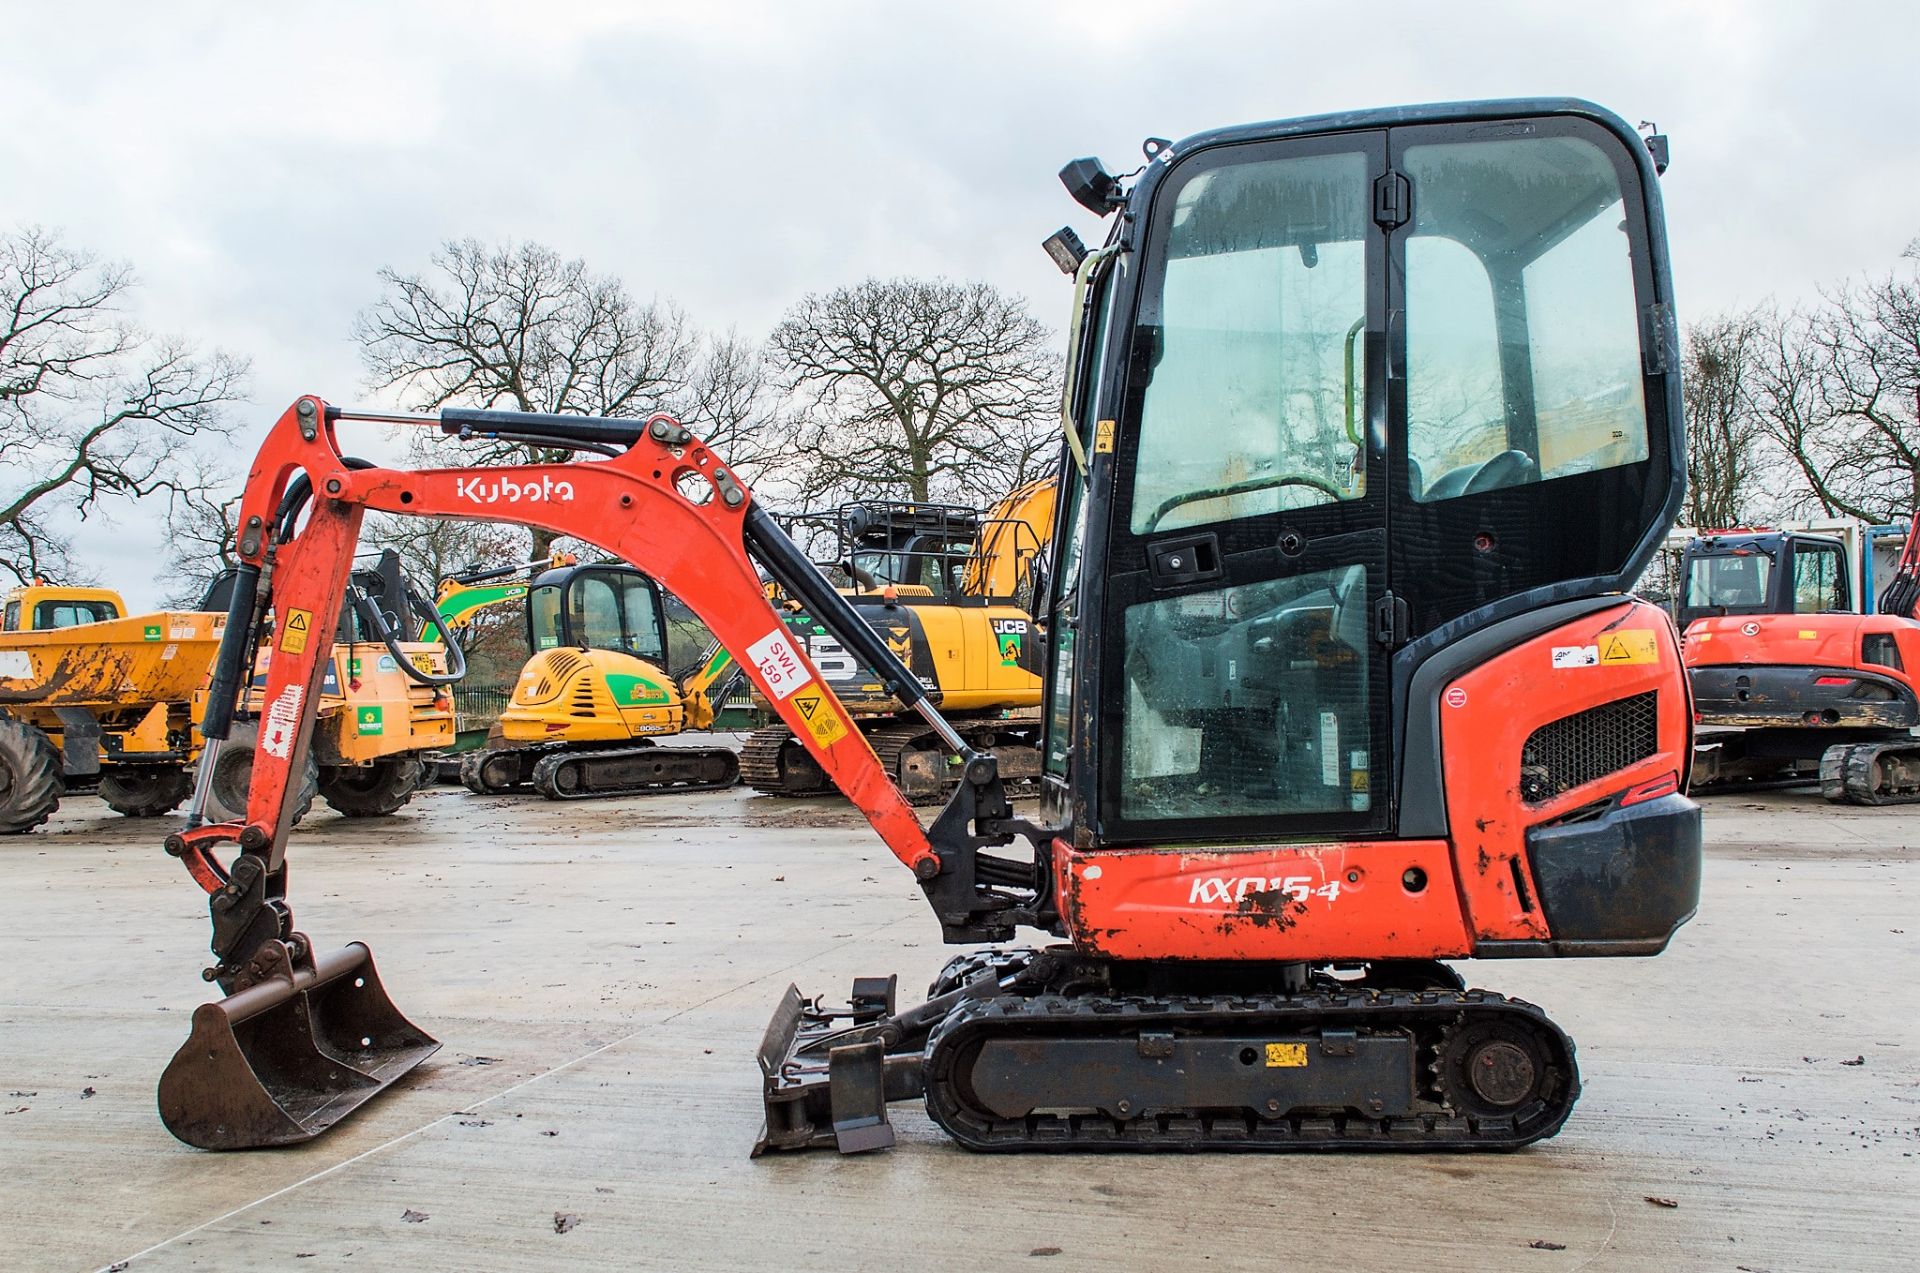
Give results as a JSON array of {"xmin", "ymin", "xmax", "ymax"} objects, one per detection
[
  {"xmin": 790, "ymin": 687, "xmax": 848, "ymax": 747},
  {"xmin": 280, "ymin": 609, "xmax": 313, "ymax": 655}
]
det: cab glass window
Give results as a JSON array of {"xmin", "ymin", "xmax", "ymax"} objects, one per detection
[
  {"xmin": 3, "ymin": 601, "xmax": 18, "ymax": 631},
  {"xmin": 1686, "ymin": 552, "xmax": 1773, "ymax": 611},
  {"xmin": 1128, "ymin": 149, "xmax": 1371, "ymax": 535},
  {"xmin": 1404, "ymin": 135, "xmax": 1649, "ymax": 502},
  {"xmin": 34, "ymin": 600, "xmax": 117, "ymax": 628},
  {"xmin": 529, "ymin": 584, "xmax": 564, "ymax": 650},
  {"xmin": 1793, "ymin": 543, "xmax": 1847, "ymax": 613},
  {"xmin": 1120, "ymin": 567, "xmax": 1372, "ymax": 821},
  {"xmin": 614, "ymin": 573, "xmax": 666, "ymax": 662}
]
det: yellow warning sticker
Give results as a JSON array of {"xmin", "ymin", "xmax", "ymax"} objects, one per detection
[
  {"xmin": 1094, "ymin": 419, "xmax": 1116, "ymax": 454},
  {"xmin": 1597, "ymin": 629, "xmax": 1659, "ymax": 665},
  {"xmin": 791, "ymin": 687, "xmax": 849, "ymax": 748},
  {"xmin": 1799, "ymin": 629, "xmax": 1818, "ymax": 640},
  {"xmin": 280, "ymin": 608, "xmax": 313, "ymax": 655},
  {"xmin": 1265, "ymin": 1043, "xmax": 1308, "ymax": 1068}
]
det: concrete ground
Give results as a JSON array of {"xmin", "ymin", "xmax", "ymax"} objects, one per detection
[{"xmin": 2, "ymin": 781, "xmax": 1916, "ymax": 1272}]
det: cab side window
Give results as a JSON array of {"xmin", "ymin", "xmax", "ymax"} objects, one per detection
[{"xmin": 1793, "ymin": 544, "xmax": 1848, "ymax": 613}]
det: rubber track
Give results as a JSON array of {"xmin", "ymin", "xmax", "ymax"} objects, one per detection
[
  {"xmin": 923, "ymin": 988, "xmax": 1578, "ymax": 1152},
  {"xmin": 530, "ymin": 745, "xmax": 739, "ymax": 800},
  {"xmin": 1820, "ymin": 741, "xmax": 1920, "ymax": 805}
]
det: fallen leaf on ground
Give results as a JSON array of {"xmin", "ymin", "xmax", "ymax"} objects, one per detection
[
  {"xmin": 1841, "ymin": 1056, "xmax": 1865, "ymax": 1066},
  {"xmin": 401, "ymin": 1209, "xmax": 429, "ymax": 1223},
  {"xmin": 554, "ymin": 1212, "xmax": 582, "ymax": 1234},
  {"xmin": 80, "ymin": 1087, "xmax": 96, "ymax": 1099},
  {"xmin": 459, "ymin": 1055, "xmax": 503, "ymax": 1066},
  {"xmin": 1030, "ymin": 1248, "xmax": 1062, "ymax": 1257},
  {"xmin": 1528, "ymin": 1241, "xmax": 1567, "ymax": 1251},
  {"xmin": 1644, "ymin": 1196, "xmax": 1679, "ymax": 1209}
]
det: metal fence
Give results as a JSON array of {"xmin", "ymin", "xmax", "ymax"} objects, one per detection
[{"xmin": 452, "ymin": 683, "xmax": 514, "ymax": 732}]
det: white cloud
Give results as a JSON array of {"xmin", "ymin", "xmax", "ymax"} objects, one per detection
[{"xmin": 7, "ymin": 1, "xmax": 1917, "ymax": 607}]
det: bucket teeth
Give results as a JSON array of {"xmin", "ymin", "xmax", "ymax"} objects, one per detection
[{"xmin": 158, "ymin": 939, "xmax": 438, "ymax": 1150}]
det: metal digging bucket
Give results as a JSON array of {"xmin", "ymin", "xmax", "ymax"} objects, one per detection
[{"xmin": 158, "ymin": 940, "xmax": 439, "ymax": 1150}]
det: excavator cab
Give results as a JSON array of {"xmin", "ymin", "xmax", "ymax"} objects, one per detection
[
  {"xmin": 526, "ymin": 562, "xmax": 670, "ymax": 662},
  {"xmin": 1677, "ymin": 532, "xmax": 1853, "ymax": 626}
]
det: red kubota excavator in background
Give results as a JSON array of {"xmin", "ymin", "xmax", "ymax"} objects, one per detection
[
  {"xmin": 157, "ymin": 98, "xmax": 1699, "ymax": 1156},
  {"xmin": 1680, "ymin": 517, "xmax": 1920, "ymax": 802}
]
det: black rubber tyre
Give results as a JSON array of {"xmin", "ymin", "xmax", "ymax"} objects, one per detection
[
  {"xmin": 97, "ymin": 766, "xmax": 195, "ymax": 817},
  {"xmin": 0, "ymin": 718, "xmax": 61, "ymax": 834},
  {"xmin": 203, "ymin": 719, "xmax": 317, "ymax": 825},
  {"xmin": 319, "ymin": 758, "xmax": 426, "ymax": 818}
]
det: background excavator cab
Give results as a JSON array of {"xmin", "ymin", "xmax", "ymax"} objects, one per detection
[{"xmin": 1677, "ymin": 532, "xmax": 1852, "ymax": 626}]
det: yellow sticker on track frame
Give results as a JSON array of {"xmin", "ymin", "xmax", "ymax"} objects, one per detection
[
  {"xmin": 790, "ymin": 687, "xmax": 849, "ymax": 748},
  {"xmin": 1597, "ymin": 629, "xmax": 1659, "ymax": 665},
  {"xmin": 280, "ymin": 608, "xmax": 313, "ymax": 655},
  {"xmin": 1265, "ymin": 1042, "xmax": 1308, "ymax": 1068}
]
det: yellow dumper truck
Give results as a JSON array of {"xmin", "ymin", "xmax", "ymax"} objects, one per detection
[{"xmin": 0, "ymin": 583, "xmax": 224, "ymax": 831}]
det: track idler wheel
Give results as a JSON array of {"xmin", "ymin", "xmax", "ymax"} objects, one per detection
[{"xmin": 1434, "ymin": 1017, "xmax": 1568, "ymax": 1123}]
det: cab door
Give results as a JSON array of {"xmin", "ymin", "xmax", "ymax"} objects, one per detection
[{"xmin": 1097, "ymin": 130, "xmax": 1393, "ymax": 844}]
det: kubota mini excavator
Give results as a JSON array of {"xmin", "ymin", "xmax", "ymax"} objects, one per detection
[{"xmin": 157, "ymin": 98, "xmax": 1699, "ymax": 1156}]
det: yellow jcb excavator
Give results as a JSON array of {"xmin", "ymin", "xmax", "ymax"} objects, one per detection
[
  {"xmin": 740, "ymin": 479, "xmax": 1055, "ymax": 801},
  {"xmin": 457, "ymin": 560, "xmax": 742, "ymax": 799}
]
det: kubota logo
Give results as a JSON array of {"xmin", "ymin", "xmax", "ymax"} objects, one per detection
[{"xmin": 454, "ymin": 474, "xmax": 576, "ymax": 505}]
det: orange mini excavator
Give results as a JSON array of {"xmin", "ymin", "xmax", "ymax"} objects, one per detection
[{"xmin": 157, "ymin": 98, "xmax": 1699, "ymax": 1155}]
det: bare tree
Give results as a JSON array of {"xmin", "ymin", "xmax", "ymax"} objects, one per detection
[
  {"xmin": 768, "ymin": 278, "xmax": 1061, "ymax": 509},
  {"xmin": 0, "ymin": 227, "xmax": 246, "ymax": 583},
  {"xmin": 353, "ymin": 238, "xmax": 703, "ymax": 555},
  {"xmin": 361, "ymin": 513, "xmax": 527, "ymax": 598},
  {"xmin": 1753, "ymin": 243, "xmax": 1920, "ymax": 523},
  {"xmin": 158, "ymin": 458, "xmax": 243, "ymax": 607},
  {"xmin": 1682, "ymin": 312, "xmax": 1769, "ymax": 528},
  {"xmin": 682, "ymin": 328, "xmax": 784, "ymax": 482}
]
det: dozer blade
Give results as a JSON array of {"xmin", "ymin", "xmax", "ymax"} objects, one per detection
[
  {"xmin": 754, "ymin": 979, "xmax": 919, "ymax": 1157},
  {"xmin": 158, "ymin": 941, "xmax": 438, "ymax": 1150}
]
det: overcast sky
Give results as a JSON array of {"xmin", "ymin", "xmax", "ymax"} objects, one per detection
[{"xmin": 6, "ymin": 1, "xmax": 1917, "ymax": 609}]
